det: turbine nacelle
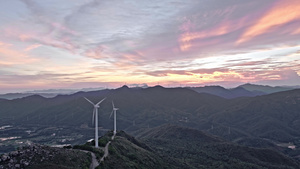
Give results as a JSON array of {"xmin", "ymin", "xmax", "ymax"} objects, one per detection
[
  {"xmin": 112, "ymin": 101, "xmax": 119, "ymax": 110},
  {"xmin": 110, "ymin": 100, "xmax": 119, "ymax": 118}
]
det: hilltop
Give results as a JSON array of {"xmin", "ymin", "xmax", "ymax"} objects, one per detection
[
  {"xmin": 0, "ymin": 86, "xmax": 299, "ymax": 160},
  {"xmin": 95, "ymin": 127, "xmax": 300, "ymax": 168},
  {"xmin": 238, "ymin": 83, "xmax": 294, "ymax": 94},
  {"xmin": 99, "ymin": 130, "xmax": 181, "ymax": 169},
  {"xmin": 137, "ymin": 125, "xmax": 300, "ymax": 169},
  {"xmin": 209, "ymin": 89, "xmax": 300, "ymax": 142},
  {"xmin": 1, "ymin": 126, "xmax": 299, "ymax": 168}
]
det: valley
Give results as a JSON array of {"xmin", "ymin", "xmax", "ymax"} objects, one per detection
[{"xmin": 0, "ymin": 85, "xmax": 300, "ymax": 167}]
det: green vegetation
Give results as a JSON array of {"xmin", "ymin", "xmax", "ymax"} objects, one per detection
[
  {"xmin": 96, "ymin": 127, "xmax": 300, "ymax": 169},
  {"xmin": 0, "ymin": 86, "xmax": 300, "ymax": 162},
  {"xmin": 2, "ymin": 127, "xmax": 300, "ymax": 169},
  {"xmin": 99, "ymin": 131, "xmax": 180, "ymax": 169},
  {"xmin": 73, "ymin": 144, "xmax": 104, "ymax": 160},
  {"xmin": 138, "ymin": 125, "xmax": 300, "ymax": 169}
]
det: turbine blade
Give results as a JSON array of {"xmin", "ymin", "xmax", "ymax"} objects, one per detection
[
  {"xmin": 84, "ymin": 97, "xmax": 95, "ymax": 105},
  {"xmin": 109, "ymin": 110, "xmax": 113, "ymax": 119},
  {"xmin": 112, "ymin": 100, "xmax": 115, "ymax": 109},
  {"xmin": 92, "ymin": 108, "xmax": 95, "ymax": 125},
  {"xmin": 96, "ymin": 98, "xmax": 106, "ymax": 106}
]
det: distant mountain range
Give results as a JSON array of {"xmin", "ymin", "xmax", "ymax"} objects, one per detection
[
  {"xmin": 0, "ymin": 87, "xmax": 106, "ymax": 100},
  {"xmin": 189, "ymin": 83, "xmax": 299, "ymax": 99},
  {"xmin": 0, "ymin": 84, "xmax": 299, "ymax": 161},
  {"xmin": 0, "ymin": 83, "xmax": 298, "ymax": 100}
]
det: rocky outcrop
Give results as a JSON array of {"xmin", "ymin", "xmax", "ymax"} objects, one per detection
[{"xmin": 0, "ymin": 143, "xmax": 90, "ymax": 169}]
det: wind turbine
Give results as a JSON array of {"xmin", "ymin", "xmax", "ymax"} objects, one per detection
[
  {"xmin": 84, "ymin": 97, "xmax": 106, "ymax": 148},
  {"xmin": 109, "ymin": 101, "xmax": 119, "ymax": 135}
]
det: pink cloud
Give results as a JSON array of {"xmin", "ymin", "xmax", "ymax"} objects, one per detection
[
  {"xmin": 24, "ymin": 44, "xmax": 42, "ymax": 52},
  {"xmin": 50, "ymin": 22, "xmax": 79, "ymax": 36},
  {"xmin": 0, "ymin": 42, "xmax": 40, "ymax": 66},
  {"xmin": 3, "ymin": 25, "xmax": 78, "ymax": 54},
  {"xmin": 237, "ymin": 0, "xmax": 300, "ymax": 44},
  {"xmin": 177, "ymin": 5, "xmax": 248, "ymax": 52},
  {"xmin": 83, "ymin": 45, "xmax": 108, "ymax": 59}
]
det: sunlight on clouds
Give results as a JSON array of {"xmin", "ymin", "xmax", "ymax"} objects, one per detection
[
  {"xmin": 24, "ymin": 44, "xmax": 42, "ymax": 52},
  {"xmin": 178, "ymin": 11, "xmax": 249, "ymax": 52},
  {"xmin": 292, "ymin": 28, "xmax": 300, "ymax": 34},
  {"xmin": 3, "ymin": 27, "xmax": 78, "ymax": 53},
  {"xmin": 1, "ymin": 0, "xmax": 300, "ymax": 92},
  {"xmin": 192, "ymin": 71, "xmax": 243, "ymax": 82},
  {"xmin": 146, "ymin": 71, "xmax": 245, "ymax": 84},
  {"xmin": 179, "ymin": 21, "xmax": 232, "ymax": 51},
  {"xmin": 237, "ymin": 0, "xmax": 300, "ymax": 44},
  {"xmin": 0, "ymin": 42, "xmax": 39, "ymax": 66}
]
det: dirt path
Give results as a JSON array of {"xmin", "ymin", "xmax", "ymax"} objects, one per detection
[
  {"xmin": 100, "ymin": 133, "xmax": 116, "ymax": 163},
  {"xmin": 90, "ymin": 152, "xmax": 99, "ymax": 169},
  {"xmin": 100, "ymin": 141, "xmax": 111, "ymax": 162},
  {"xmin": 79, "ymin": 150, "xmax": 99, "ymax": 169}
]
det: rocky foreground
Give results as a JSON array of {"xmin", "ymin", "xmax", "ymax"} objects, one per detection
[{"xmin": 0, "ymin": 143, "xmax": 90, "ymax": 169}]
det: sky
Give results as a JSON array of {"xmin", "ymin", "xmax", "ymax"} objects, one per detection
[{"xmin": 0, "ymin": 0, "xmax": 300, "ymax": 93}]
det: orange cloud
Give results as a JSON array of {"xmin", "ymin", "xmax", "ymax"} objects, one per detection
[
  {"xmin": 147, "ymin": 69, "xmax": 248, "ymax": 84},
  {"xmin": 237, "ymin": 0, "xmax": 300, "ymax": 44},
  {"xmin": 24, "ymin": 44, "xmax": 42, "ymax": 52},
  {"xmin": 0, "ymin": 42, "xmax": 39, "ymax": 66},
  {"xmin": 292, "ymin": 27, "xmax": 300, "ymax": 35},
  {"xmin": 3, "ymin": 28, "xmax": 77, "ymax": 53},
  {"xmin": 83, "ymin": 45, "xmax": 110, "ymax": 59},
  {"xmin": 179, "ymin": 22, "xmax": 231, "ymax": 51},
  {"xmin": 178, "ymin": 15, "xmax": 249, "ymax": 52}
]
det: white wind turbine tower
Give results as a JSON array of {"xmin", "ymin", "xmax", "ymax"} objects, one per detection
[
  {"xmin": 84, "ymin": 97, "xmax": 106, "ymax": 148},
  {"xmin": 109, "ymin": 101, "xmax": 119, "ymax": 135}
]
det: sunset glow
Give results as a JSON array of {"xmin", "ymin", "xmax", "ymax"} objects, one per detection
[
  {"xmin": 0, "ymin": 0, "xmax": 299, "ymax": 93},
  {"xmin": 237, "ymin": 0, "xmax": 300, "ymax": 44}
]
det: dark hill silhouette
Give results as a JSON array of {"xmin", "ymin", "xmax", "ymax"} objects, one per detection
[
  {"xmin": 0, "ymin": 86, "xmax": 300, "ymax": 160},
  {"xmin": 137, "ymin": 125, "xmax": 300, "ymax": 169},
  {"xmin": 209, "ymin": 89, "xmax": 300, "ymax": 142},
  {"xmin": 136, "ymin": 124, "xmax": 221, "ymax": 143},
  {"xmin": 238, "ymin": 83, "xmax": 293, "ymax": 94},
  {"xmin": 189, "ymin": 85, "xmax": 266, "ymax": 98}
]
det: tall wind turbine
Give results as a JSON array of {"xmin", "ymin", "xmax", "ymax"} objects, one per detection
[
  {"xmin": 109, "ymin": 101, "xmax": 119, "ymax": 135},
  {"xmin": 84, "ymin": 97, "xmax": 106, "ymax": 148}
]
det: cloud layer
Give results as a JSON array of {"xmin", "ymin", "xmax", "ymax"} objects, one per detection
[{"xmin": 0, "ymin": 0, "xmax": 299, "ymax": 93}]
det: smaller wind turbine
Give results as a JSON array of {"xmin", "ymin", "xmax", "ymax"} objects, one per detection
[
  {"xmin": 109, "ymin": 101, "xmax": 119, "ymax": 135},
  {"xmin": 84, "ymin": 97, "xmax": 106, "ymax": 148}
]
